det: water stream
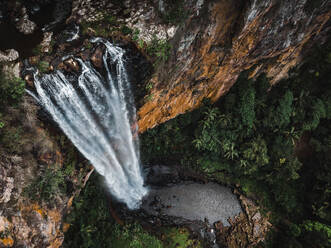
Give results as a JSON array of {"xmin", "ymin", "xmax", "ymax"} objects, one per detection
[{"xmin": 28, "ymin": 38, "xmax": 148, "ymax": 209}]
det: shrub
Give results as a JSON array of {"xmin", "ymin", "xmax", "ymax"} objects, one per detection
[
  {"xmin": 0, "ymin": 70, "xmax": 25, "ymax": 108},
  {"xmin": 239, "ymin": 83, "xmax": 256, "ymax": 129},
  {"xmin": 23, "ymin": 165, "xmax": 66, "ymax": 205},
  {"xmin": 146, "ymin": 36, "xmax": 171, "ymax": 64},
  {"xmin": 160, "ymin": 0, "xmax": 188, "ymax": 25}
]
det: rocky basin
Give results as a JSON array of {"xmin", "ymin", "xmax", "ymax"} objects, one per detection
[{"xmin": 142, "ymin": 182, "xmax": 242, "ymax": 226}]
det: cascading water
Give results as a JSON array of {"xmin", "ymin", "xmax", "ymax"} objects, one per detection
[{"xmin": 28, "ymin": 38, "xmax": 148, "ymax": 209}]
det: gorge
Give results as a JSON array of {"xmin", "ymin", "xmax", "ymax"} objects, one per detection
[{"xmin": 0, "ymin": 0, "xmax": 330, "ymax": 247}]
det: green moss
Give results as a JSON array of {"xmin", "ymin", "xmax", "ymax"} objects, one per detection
[{"xmin": 132, "ymin": 29, "xmax": 140, "ymax": 41}]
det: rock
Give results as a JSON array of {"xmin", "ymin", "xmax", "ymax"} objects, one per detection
[
  {"xmin": 57, "ymin": 62, "xmax": 68, "ymax": 71},
  {"xmin": 0, "ymin": 49, "xmax": 19, "ymax": 62},
  {"xmin": 16, "ymin": 7, "xmax": 37, "ymax": 35},
  {"xmin": 0, "ymin": 177, "xmax": 14, "ymax": 203},
  {"xmin": 24, "ymin": 74, "xmax": 34, "ymax": 88},
  {"xmin": 64, "ymin": 58, "xmax": 80, "ymax": 72},
  {"xmin": 0, "ymin": 96, "xmax": 91, "ymax": 247},
  {"xmin": 123, "ymin": 1, "xmax": 177, "ymax": 43},
  {"xmin": 40, "ymin": 32, "xmax": 53, "ymax": 53},
  {"xmin": 216, "ymin": 191, "xmax": 272, "ymax": 248},
  {"xmin": 90, "ymin": 46, "xmax": 104, "ymax": 68},
  {"xmin": 137, "ymin": 0, "xmax": 331, "ymax": 132},
  {"xmin": 2, "ymin": 62, "xmax": 21, "ymax": 78}
]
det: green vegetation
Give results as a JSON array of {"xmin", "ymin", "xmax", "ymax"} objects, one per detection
[
  {"xmin": 0, "ymin": 66, "xmax": 25, "ymax": 153},
  {"xmin": 160, "ymin": 0, "xmax": 188, "ymax": 25},
  {"xmin": 80, "ymin": 14, "xmax": 133, "ymax": 38},
  {"xmin": 145, "ymin": 81, "xmax": 153, "ymax": 91},
  {"xmin": 37, "ymin": 60, "xmax": 49, "ymax": 73},
  {"xmin": 161, "ymin": 227, "xmax": 202, "ymax": 248},
  {"xmin": 0, "ymin": 69, "xmax": 25, "ymax": 108},
  {"xmin": 63, "ymin": 174, "xmax": 164, "ymax": 248},
  {"xmin": 23, "ymin": 134, "xmax": 87, "ymax": 205},
  {"xmin": 32, "ymin": 45, "xmax": 42, "ymax": 55},
  {"xmin": 141, "ymin": 43, "xmax": 331, "ymax": 247},
  {"xmin": 23, "ymin": 165, "xmax": 66, "ymax": 204},
  {"xmin": 146, "ymin": 36, "xmax": 171, "ymax": 65},
  {"xmin": 110, "ymin": 223, "xmax": 163, "ymax": 248},
  {"xmin": 120, "ymin": 25, "xmax": 133, "ymax": 36}
]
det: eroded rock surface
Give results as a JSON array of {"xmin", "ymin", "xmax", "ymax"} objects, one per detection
[
  {"xmin": 216, "ymin": 191, "xmax": 272, "ymax": 248},
  {"xmin": 0, "ymin": 97, "xmax": 64, "ymax": 247},
  {"xmin": 16, "ymin": 7, "xmax": 37, "ymax": 35},
  {"xmin": 137, "ymin": 0, "xmax": 331, "ymax": 132},
  {"xmin": 0, "ymin": 49, "xmax": 19, "ymax": 63},
  {"xmin": 0, "ymin": 64, "xmax": 91, "ymax": 247}
]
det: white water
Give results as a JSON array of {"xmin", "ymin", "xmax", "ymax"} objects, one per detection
[{"xmin": 29, "ymin": 38, "xmax": 148, "ymax": 209}]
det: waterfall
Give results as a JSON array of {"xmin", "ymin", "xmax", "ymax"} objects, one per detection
[{"xmin": 29, "ymin": 38, "xmax": 148, "ymax": 209}]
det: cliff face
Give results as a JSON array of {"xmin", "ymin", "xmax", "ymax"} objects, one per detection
[
  {"xmin": 137, "ymin": 0, "xmax": 331, "ymax": 132},
  {"xmin": 0, "ymin": 92, "xmax": 93, "ymax": 247},
  {"xmin": 0, "ymin": 95, "xmax": 63, "ymax": 247}
]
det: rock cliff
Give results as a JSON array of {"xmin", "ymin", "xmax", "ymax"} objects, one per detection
[{"xmin": 137, "ymin": 0, "xmax": 331, "ymax": 131}]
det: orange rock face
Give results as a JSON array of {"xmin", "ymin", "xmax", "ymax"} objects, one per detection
[{"xmin": 138, "ymin": 0, "xmax": 331, "ymax": 132}]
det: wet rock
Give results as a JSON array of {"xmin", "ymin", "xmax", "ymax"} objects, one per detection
[
  {"xmin": 63, "ymin": 58, "xmax": 80, "ymax": 72},
  {"xmin": 57, "ymin": 61, "xmax": 67, "ymax": 71},
  {"xmin": 90, "ymin": 47, "xmax": 104, "ymax": 68},
  {"xmin": 42, "ymin": 0, "xmax": 73, "ymax": 31},
  {"xmin": 145, "ymin": 165, "xmax": 180, "ymax": 186},
  {"xmin": 216, "ymin": 190, "xmax": 272, "ymax": 248},
  {"xmin": 0, "ymin": 49, "xmax": 19, "ymax": 62},
  {"xmin": 63, "ymin": 24, "xmax": 80, "ymax": 42}
]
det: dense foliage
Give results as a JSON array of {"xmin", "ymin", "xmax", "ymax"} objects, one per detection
[{"xmin": 141, "ymin": 43, "xmax": 331, "ymax": 247}]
